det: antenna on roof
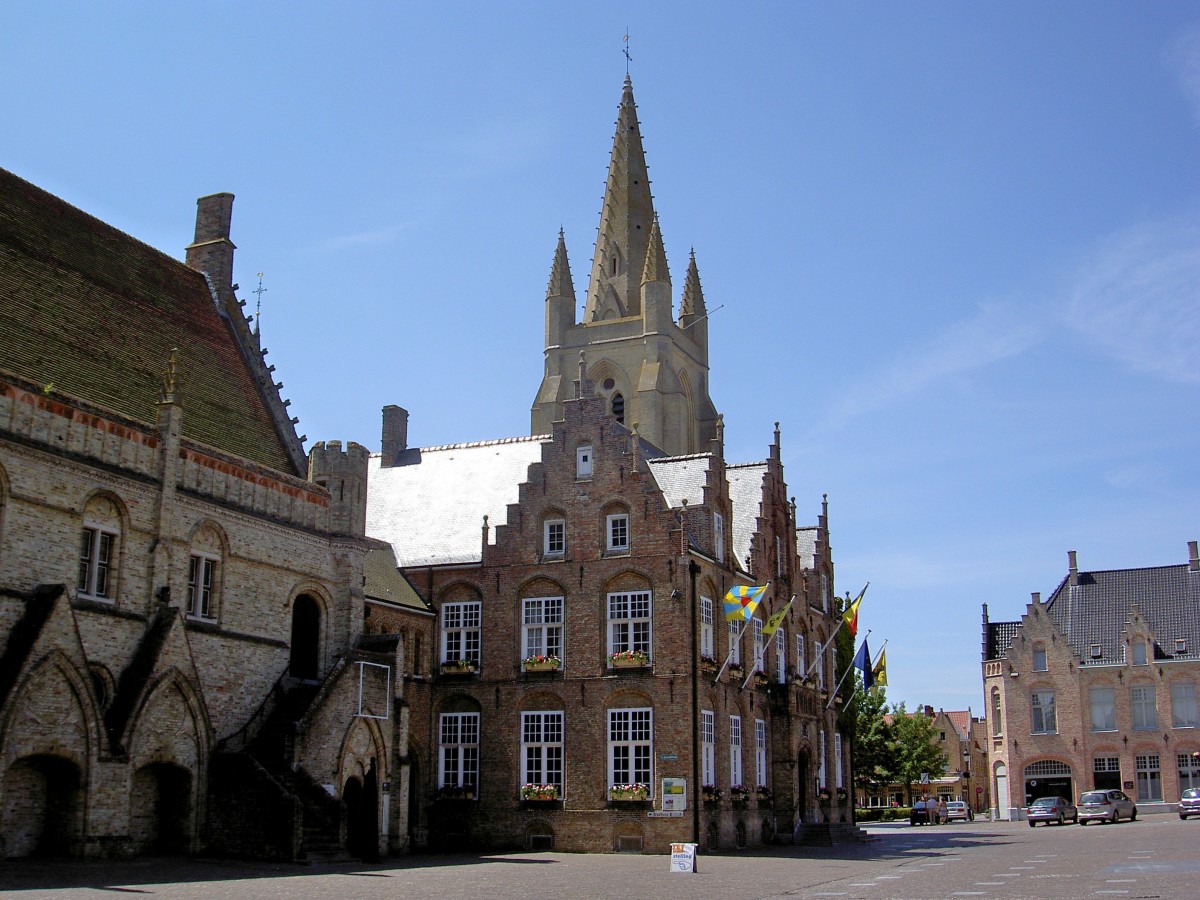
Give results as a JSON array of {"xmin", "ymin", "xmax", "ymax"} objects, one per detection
[
  {"xmin": 252, "ymin": 272, "xmax": 268, "ymax": 336},
  {"xmin": 623, "ymin": 29, "xmax": 632, "ymax": 75}
]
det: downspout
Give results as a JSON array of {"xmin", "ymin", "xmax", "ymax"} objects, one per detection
[{"xmin": 689, "ymin": 558, "xmax": 701, "ymax": 845}]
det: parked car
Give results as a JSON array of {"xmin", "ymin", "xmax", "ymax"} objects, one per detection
[
  {"xmin": 910, "ymin": 799, "xmax": 945, "ymax": 825},
  {"xmin": 1179, "ymin": 787, "xmax": 1200, "ymax": 819},
  {"xmin": 946, "ymin": 800, "xmax": 974, "ymax": 822},
  {"xmin": 1025, "ymin": 795, "xmax": 1077, "ymax": 826},
  {"xmin": 1078, "ymin": 789, "xmax": 1137, "ymax": 824}
]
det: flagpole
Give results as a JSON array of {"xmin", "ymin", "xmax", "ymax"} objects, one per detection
[
  {"xmin": 803, "ymin": 581, "xmax": 867, "ymax": 680},
  {"xmin": 831, "ymin": 637, "xmax": 887, "ymax": 711},
  {"xmin": 713, "ymin": 615, "xmax": 754, "ymax": 683},
  {"xmin": 825, "ymin": 629, "xmax": 871, "ymax": 709},
  {"xmin": 737, "ymin": 594, "xmax": 794, "ymax": 690}
]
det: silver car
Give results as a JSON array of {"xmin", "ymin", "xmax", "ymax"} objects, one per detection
[
  {"xmin": 1078, "ymin": 789, "xmax": 1137, "ymax": 824},
  {"xmin": 1026, "ymin": 795, "xmax": 1077, "ymax": 826},
  {"xmin": 1179, "ymin": 787, "xmax": 1200, "ymax": 819}
]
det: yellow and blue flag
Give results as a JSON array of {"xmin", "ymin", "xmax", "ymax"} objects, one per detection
[{"xmin": 723, "ymin": 584, "xmax": 767, "ymax": 622}]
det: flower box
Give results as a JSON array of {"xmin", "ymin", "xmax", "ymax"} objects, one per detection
[
  {"xmin": 437, "ymin": 786, "xmax": 476, "ymax": 801},
  {"xmin": 609, "ymin": 783, "xmax": 650, "ymax": 802},
  {"xmin": 609, "ymin": 651, "xmax": 649, "ymax": 669},
  {"xmin": 756, "ymin": 786, "xmax": 772, "ymax": 800},
  {"xmin": 441, "ymin": 659, "xmax": 477, "ymax": 675},
  {"xmin": 523, "ymin": 655, "xmax": 561, "ymax": 673},
  {"xmin": 520, "ymin": 783, "xmax": 560, "ymax": 801},
  {"xmin": 701, "ymin": 785, "xmax": 723, "ymax": 804},
  {"xmin": 730, "ymin": 786, "xmax": 750, "ymax": 805}
]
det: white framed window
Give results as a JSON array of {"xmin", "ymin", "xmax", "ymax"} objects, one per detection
[
  {"xmin": 700, "ymin": 596, "xmax": 714, "ymax": 659},
  {"xmin": 728, "ymin": 621, "xmax": 742, "ymax": 666},
  {"xmin": 701, "ymin": 710, "xmax": 715, "ymax": 786},
  {"xmin": 835, "ymin": 732, "xmax": 844, "ymax": 788},
  {"xmin": 606, "ymin": 513, "xmax": 629, "ymax": 552},
  {"xmin": 1132, "ymin": 684, "xmax": 1157, "ymax": 730},
  {"xmin": 755, "ymin": 718, "xmax": 767, "ymax": 789},
  {"xmin": 991, "ymin": 689, "xmax": 1002, "ymax": 735},
  {"xmin": 576, "ymin": 445, "xmax": 593, "ymax": 479},
  {"xmin": 522, "ymin": 596, "xmax": 563, "ymax": 663},
  {"xmin": 796, "ymin": 633, "xmax": 807, "ymax": 679},
  {"xmin": 77, "ymin": 526, "xmax": 117, "ymax": 600},
  {"xmin": 187, "ymin": 554, "xmax": 218, "ymax": 619},
  {"xmin": 775, "ymin": 630, "xmax": 787, "ymax": 682},
  {"xmin": 814, "ymin": 639, "xmax": 825, "ymax": 690},
  {"xmin": 1089, "ymin": 686, "xmax": 1116, "ymax": 732},
  {"xmin": 1178, "ymin": 752, "xmax": 1200, "ymax": 791},
  {"xmin": 729, "ymin": 715, "xmax": 743, "ymax": 787},
  {"xmin": 819, "ymin": 728, "xmax": 827, "ymax": 788},
  {"xmin": 607, "ymin": 591, "xmax": 651, "ymax": 659},
  {"xmin": 1135, "ymin": 753, "xmax": 1162, "ymax": 801},
  {"xmin": 1132, "ymin": 639, "xmax": 1148, "ymax": 665},
  {"xmin": 441, "ymin": 601, "xmax": 481, "ymax": 665},
  {"xmin": 439, "ymin": 712, "xmax": 479, "ymax": 789},
  {"xmin": 521, "ymin": 711, "xmax": 564, "ymax": 794},
  {"xmin": 713, "ymin": 512, "xmax": 724, "ymax": 563},
  {"xmin": 820, "ymin": 573, "xmax": 829, "ymax": 612},
  {"xmin": 1172, "ymin": 681, "xmax": 1198, "ymax": 728},
  {"xmin": 1031, "ymin": 690, "xmax": 1056, "ymax": 734},
  {"xmin": 1032, "ymin": 642, "xmax": 1047, "ymax": 672},
  {"xmin": 609, "ymin": 707, "xmax": 652, "ymax": 792},
  {"xmin": 543, "ymin": 519, "xmax": 565, "ymax": 557},
  {"xmin": 751, "ymin": 617, "xmax": 764, "ymax": 673}
]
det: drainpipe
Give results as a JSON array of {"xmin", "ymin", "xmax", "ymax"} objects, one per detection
[{"xmin": 689, "ymin": 558, "xmax": 701, "ymax": 845}]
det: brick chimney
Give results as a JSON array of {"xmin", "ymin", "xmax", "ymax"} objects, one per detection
[
  {"xmin": 1189, "ymin": 540, "xmax": 1199, "ymax": 573},
  {"xmin": 1068, "ymin": 549, "xmax": 1078, "ymax": 587},
  {"xmin": 185, "ymin": 193, "xmax": 236, "ymax": 301},
  {"xmin": 381, "ymin": 405, "xmax": 409, "ymax": 467}
]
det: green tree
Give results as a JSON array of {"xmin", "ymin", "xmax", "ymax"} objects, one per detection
[
  {"xmin": 890, "ymin": 702, "xmax": 948, "ymax": 805},
  {"xmin": 852, "ymin": 685, "xmax": 897, "ymax": 796}
]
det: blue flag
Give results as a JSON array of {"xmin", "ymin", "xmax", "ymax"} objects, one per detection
[{"xmin": 853, "ymin": 639, "xmax": 874, "ymax": 690}]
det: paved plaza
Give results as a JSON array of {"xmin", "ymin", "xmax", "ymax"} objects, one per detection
[{"xmin": 2, "ymin": 817, "xmax": 1198, "ymax": 899}]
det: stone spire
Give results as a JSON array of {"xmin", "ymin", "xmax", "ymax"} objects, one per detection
[
  {"xmin": 546, "ymin": 229, "xmax": 575, "ymax": 301},
  {"xmin": 641, "ymin": 214, "xmax": 670, "ymax": 286},
  {"xmin": 583, "ymin": 75, "xmax": 656, "ymax": 322},
  {"xmin": 679, "ymin": 248, "xmax": 707, "ymax": 319}
]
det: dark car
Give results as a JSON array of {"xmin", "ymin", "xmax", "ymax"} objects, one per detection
[
  {"xmin": 1078, "ymin": 789, "xmax": 1137, "ymax": 824},
  {"xmin": 1025, "ymin": 795, "xmax": 1077, "ymax": 826},
  {"xmin": 910, "ymin": 799, "xmax": 945, "ymax": 825},
  {"xmin": 1179, "ymin": 787, "xmax": 1200, "ymax": 819}
]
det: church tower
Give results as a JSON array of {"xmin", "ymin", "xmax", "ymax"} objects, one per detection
[{"xmin": 531, "ymin": 76, "xmax": 719, "ymax": 456}]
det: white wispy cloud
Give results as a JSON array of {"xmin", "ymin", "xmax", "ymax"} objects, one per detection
[
  {"xmin": 425, "ymin": 117, "xmax": 552, "ymax": 180},
  {"xmin": 1062, "ymin": 215, "xmax": 1200, "ymax": 385},
  {"xmin": 1165, "ymin": 23, "xmax": 1200, "ymax": 125},
  {"xmin": 813, "ymin": 299, "xmax": 1047, "ymax": 435}
]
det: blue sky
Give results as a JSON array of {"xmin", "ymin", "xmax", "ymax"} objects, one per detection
[{"xmin": 5, "ymin": 2, "xmax": 1198, "ymax": 716}]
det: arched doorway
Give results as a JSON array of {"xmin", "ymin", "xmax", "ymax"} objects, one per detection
[
  {"xmin": 1024, "ymin": 760, "xmax": 1072, "ymax": 806},
  {"xmin": 1, "ymin": 754, "xmax": 84, "ymax": 857},
  {"xmin": 344, "ymin": 775, "xmax": 364, "ymax": 858},
  {"xmin": 130, "ymin": 762, "xmax": 192, "ymax": 854},
  {"xmin": 343, "ymin": 762, "xmax": 380, "ymax": 861},
  {"xmin": 289, "ymin": 594, "xmax": 321, "ymax": 680},
  {"xmin": 797, "ymin": 749, "xmax": 810, "ymax": 822}
]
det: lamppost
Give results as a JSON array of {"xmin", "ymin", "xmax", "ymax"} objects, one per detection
[{"xmin": 963, "ymin": 748, "xmax": 972, "ymax": 812}]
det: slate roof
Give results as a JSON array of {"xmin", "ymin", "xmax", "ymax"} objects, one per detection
[
  {"xmin": 645, "ymin": 453, "xmax": 712, "ymax": 508},
  {"xmin": 1044, "ymin": 564, "xmax": 1200, "ymax": 665},
  {"xmin": 796, "ymin": 526, "xmax": 819, "ymax": 571},
  {"xmin": 985, "ymin": 562, "xmax": 1200, "ymax": 665},
  {"xmin": 726, "ymin": 463, "xmax": 766, "ymax": 572},
  {"xmin": 0, "ymin": 168, "xmax": 299, "ymax": 474},
  {"xmin": 365, "ymin": 437, "xmax": 550, "ymax": 567}
]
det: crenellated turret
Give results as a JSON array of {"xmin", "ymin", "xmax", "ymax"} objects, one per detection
[{"xmin": 308, "ymin": 440, "xmax": 370, "ymax": 537}]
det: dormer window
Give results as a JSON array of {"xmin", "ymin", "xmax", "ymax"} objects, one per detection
[
  {"xmin": 576, "ymin": 445, "xmax": 593, "ymax": 479},
  {"xmin": 1132, "ymin": 639, "xmax": 1148, "ymax": 665},
  {"xmin": 1090, "ymin": 643, "xmax": 1102, "ymax": 659},
  {"xmin": 1176, "ymin": 638, "xmax": 1187, "ymax": 655},
  {"xmin": 1032, "ymin": 642, "xmax": 1047, "ymax": 672}
]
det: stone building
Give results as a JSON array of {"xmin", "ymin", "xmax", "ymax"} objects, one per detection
[
  {"xmin": 0, "ymin": 169, "xmax": 410, "ymax": 859},
  {"xmin": 982, "ymin": 543, "xmax": 1200, "ymax": 820},
  {"xmin": 365, "ymin": 77, "xmax": 849, "ymax": 853}
]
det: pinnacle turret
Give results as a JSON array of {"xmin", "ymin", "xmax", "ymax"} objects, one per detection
[
  {"xmin": 546, "ymin": 229, "xmax": 575, "ymax": 301},
  {"xmin": 641, "ymin": 215, "xmax": 670, "ymax": 286},
  {"xmin": 679, "ymin": 248, "xmax": 707, "ymax": 318}
]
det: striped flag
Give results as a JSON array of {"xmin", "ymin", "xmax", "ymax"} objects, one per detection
[{"xmin": 723, "ymin": 584, "xmax": 767, "ymax": 622}]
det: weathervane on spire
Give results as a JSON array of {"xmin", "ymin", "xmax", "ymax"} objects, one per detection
[
  {"xmin": 623, "ymin": 29, "xmax": 632, "ymax": 74},
  {"xmin": 252, "ymin": 272, "xmax": 267, "ymax": 336}
]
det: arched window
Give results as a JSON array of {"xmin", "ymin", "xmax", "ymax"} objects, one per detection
[
  {"xmin": 289, "ymin": 594, "xmax": 322, "ymax": 680},
  {"xmin": 187, "ymin": 524, "xmax": 224, "ymax": 621},
  {"xmin": 991, "ymin": 689, "xmax": 1002, "ymax": 735},
  {"xmin": 1032, "ymin": 642, "xmax": 1047, "ymax": 672},
  {"xmin": 78, "ymin": 494, "xmax": 123, "ymax": 602}
]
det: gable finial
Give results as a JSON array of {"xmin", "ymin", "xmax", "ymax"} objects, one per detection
[
  {"xmin": 623, "ymin": 29, "xmax": 632, "ymax": 75},
  {"xmin": 159, "ymin": 347, "xmax": 184, "ymax": 405}
]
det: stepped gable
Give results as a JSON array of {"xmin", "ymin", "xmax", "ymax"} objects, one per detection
[
  {"xmin": 0, "ymin": 167, "xmax": 300, "ymax": 474},
  {"xmin": 645, "ymin": 452, "xmax": 713, "ymax": 509},
  {"xmin": 365, "ymin": 435, "xmax": 551, "ymax": 567},
  {"xmin": 1044, "ymin": 562, "xmax": 1200, "ymax": 664}
]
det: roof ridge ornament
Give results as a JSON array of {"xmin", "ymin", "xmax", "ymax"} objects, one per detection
[{"xmin": 158, "ymin": 347, "xmax": 184, "ymax": 406}]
